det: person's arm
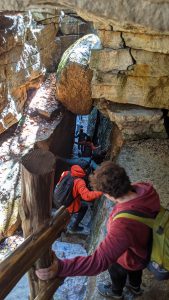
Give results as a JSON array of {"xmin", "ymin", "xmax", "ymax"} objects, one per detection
[
  {"xmin": 75, "ymin": 178, "xmax": 102, "ymax": 201},
  {"xmin": 91, "ymin": 143, "xmax": 101, "ymax": 150},
  {"xmin": 36, "ymin": 220, "xmax": 130, "ymax": 279}
]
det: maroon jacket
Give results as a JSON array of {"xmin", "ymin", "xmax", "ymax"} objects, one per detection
[{"xmin": 56, "ymin": 182, "xmax": 160, "ymax": 277}]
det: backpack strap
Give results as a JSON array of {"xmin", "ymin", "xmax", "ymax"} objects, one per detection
[
  {"xmin": 113, "ymin": 210, "xmax": 154, "ymax": 229},
  {"xmin": 70, "ymin": 175, "xmax": 81, "ymax": 214},
  {"xmin": 156, "ymin": 206, "xmax": 169, "ymax": 233}
]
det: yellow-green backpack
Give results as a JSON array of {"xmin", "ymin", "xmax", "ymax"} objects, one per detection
[{"xmin": 113, "ymin": 206, "xmax": 169, "ymax": 280}]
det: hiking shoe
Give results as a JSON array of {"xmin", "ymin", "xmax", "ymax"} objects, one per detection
[
  {"xmin": 125, "ymin": 284, "xmax": 143, "ymax": 295},
  {"xmin": 97, "ymin": 283, "xmax": 123, "ymax": 299},
  {"xmin": 68, "ymin": 225, "xmax": 84, "ymax": 233}
]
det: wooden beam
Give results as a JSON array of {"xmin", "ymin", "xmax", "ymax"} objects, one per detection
[
  {"xmin": 20, "ymin": 149, "xmax": 56, "ymax": 299},
  {"xmin": 34, "ymin": 278, "xmax": 64, "ymax": 300},
  {"xmin": 0, "ymin": 207, "xmax": 70, "ymax": 300}
]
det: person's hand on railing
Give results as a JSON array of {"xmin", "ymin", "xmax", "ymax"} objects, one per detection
[{"xmin": 35, "ymin": 252, "xmax": 58, "ymax": 280}]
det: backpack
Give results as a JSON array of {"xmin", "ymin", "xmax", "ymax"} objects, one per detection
[
  {"xmin": 113, "ymin": 206, "xmax": 169, "ymax": 281},
  {"xmin": 53, "ymin": 172, "xmax": 76, "ymax": 209}
]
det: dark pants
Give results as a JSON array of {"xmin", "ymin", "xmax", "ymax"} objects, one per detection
[
  {"xmin": 108, "ymin": 263, "xmax": 142, "ymax": 294},
  {"xmin": 73, "ymin": 203, "xmax": 88, "ymax": 228}
]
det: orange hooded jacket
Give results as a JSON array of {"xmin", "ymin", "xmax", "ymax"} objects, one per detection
[{"xmin": 58, "ymin": 165, "xmax": 102, "ymax": 213}]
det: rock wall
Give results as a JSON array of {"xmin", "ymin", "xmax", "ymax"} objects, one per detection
[
  {"xmin": 0, "ymin": 11, "xmax": 59, "ymax": 134},
  {"xmin": 88, "ymin": 24, "xmax": 169, "ymax": 152},
  {"xmin": 87, "ymin": 107, "xmax": 113, "ymax": 154},
  {"xmin": 85, "ymin": 139, "xmax": 169, "ymax": 300},
  {"xmin": 2, "ymin": 1, "xmax": 169, "ymax": 33},
  {"xmin": 0, "ymin": 74, "xmax": 76, "ymax": 241},
  {"xmin": 0, "ymin": 2, "xmax": 169, "ymax": 299},
  {"xmin": 0, "ymin": 8, "xmax": 93, "ymax": 242},
  {"xmin": 91, "ymin": 25, "xmax": 169, "ymax": 111},
  {"xmin": 0, "ymin": 9, "xmax": 93, "ymax": 135}
]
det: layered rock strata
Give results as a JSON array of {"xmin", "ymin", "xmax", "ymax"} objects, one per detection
[
  {"xmin": 2, "ymin": 1, "xmax": 169, "ymax": 33},
  {"xmin": 95, "ymin": 101, "xmax": 167, "ymax": 141},
  {"xmin": 91, "ymin": 26, "xmax": 169, "ymax": 110}
]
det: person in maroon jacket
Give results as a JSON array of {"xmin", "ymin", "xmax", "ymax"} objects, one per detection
[{"xmin": 36, "ymin": 161, "xmax": 160, "ymax": 299}]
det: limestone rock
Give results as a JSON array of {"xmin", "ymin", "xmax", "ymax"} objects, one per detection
[
  {"xmin": 58, "ymin": 35, "xmax": 80, "ymax": 55},
  {"xmin": 128, "ymin": 49, "xmax": 169, "ymax": 77},
  {"xmin": 103, "ymin": 103, "xmax": 166, "ymax": 140},
  {"xmin": 93, "ymin": 22, "xmax": 113, "ymax": 31},
  {"xmin": 0, "ymin": 122, "xmax": 5, "ymax": 134},
  {"xmin": 123, "ymin": 32, "xmax": 169, "ymax": 54},
  {"xmin": 56, "ymin": 34, "xmax": 101, "ymax": 114},
  {"xmin": 87, "ymin": 107, "xmax": 113, "ymax": 153},
  {"xmin": 0, "ymin": 74, "xmax": 75, "ymax": 241},
  {"xmin": 90, "ymin": 29, "xmax": 169, "ymax": 111},
  {"xmin": 3, "ymin": 0, "xmax": 169, "ymax": 33},
  {"xmin": 97, "ymin": 30, "xmax": 124, "ymax": 49},
  {"xmin": 0, "ymin": 12, "xmax": 60, "ymax": 134},
  {"xmin": 0, "ymin": 82, "xmax": 7, "ymax": 113},
  {"xmin": 0, "ymin": 10, "xmax": 94, "ymax": 134},
  {"xmin": 92, "ymin": 72, "xmax": 169, "ymax": 109},
  {"xmin": 117, "ymin": 139, "xmax": 169, "ymax": 207},
  {"xmin": 86, "ymin": 138, "xmax": 169, "ymax": 300},
  {"xmin": 60, "ymin": 14, "xmax": 92, "ymax": 35},
  {"xmin": 90, "ymin": 48, "xmax": 134, "ymax": 72},
  {"xmin": 31, "ymin": 10, "xmax": 60, "ymax": 25}
]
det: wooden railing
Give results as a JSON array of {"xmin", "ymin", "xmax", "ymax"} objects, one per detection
[
  {"xmin": 0, "ymin": 207, "xmax": 70, "ymax": 300},
  {"xmin": 0, "ymin": 149, "xmax": 70, "ymax": 300}
]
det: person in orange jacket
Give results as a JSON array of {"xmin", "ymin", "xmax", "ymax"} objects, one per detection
[{"xmin": 59, "ymin": 164, "xmax": 102, "ymax": 233}]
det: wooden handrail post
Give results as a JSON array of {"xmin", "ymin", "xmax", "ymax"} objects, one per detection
[
  {"xmin": 20, "ymin": 149, "xmax": 56, "ymax": 300},
  {"xmin": 0, "ymin": 208, "xmax": 70, "ymax": 300}
]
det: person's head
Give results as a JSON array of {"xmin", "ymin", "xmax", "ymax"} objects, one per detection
[
  {"xmin": 86, "ymin": 135, "xmax": 92, "ymax": 142},
  {"xmin": 70, "ymin": 165, "xmax": 86, "ymax": 178},
  {"xmin": 90, "ymin": 161, "xmax": 132, "ymax": 200}
]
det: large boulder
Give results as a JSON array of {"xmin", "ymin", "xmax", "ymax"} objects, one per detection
[{"xmin": 56, "ymin": 34, "xmax": 101, "ymax": 114}]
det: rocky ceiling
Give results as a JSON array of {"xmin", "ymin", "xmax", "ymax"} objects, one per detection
[{"xmin": 1, "ymin": 0, "xmax": 169, "ymax": 33}]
